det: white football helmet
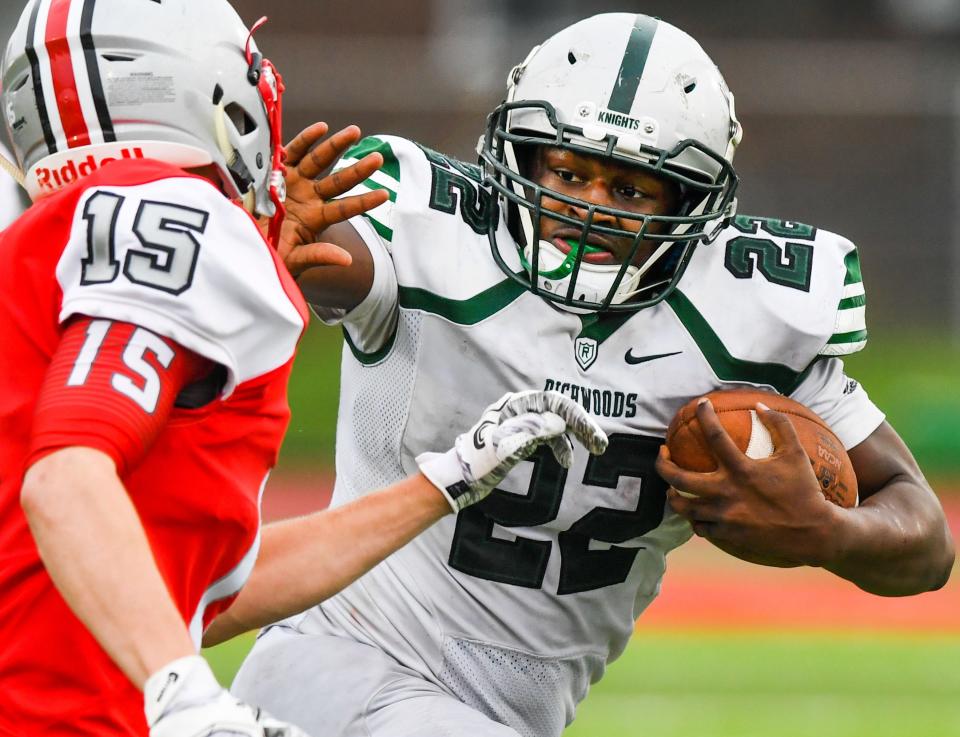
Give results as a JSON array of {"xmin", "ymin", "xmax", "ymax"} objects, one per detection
[
  {"xmin": 480, "ymin": 13, "xmax": 742, "ymax": 312},
  {"xmin": 2, "ymin": 0, "xmax": 285, "ymax": 242}
]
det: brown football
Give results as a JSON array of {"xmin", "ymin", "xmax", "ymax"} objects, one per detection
[{"xmin": 665, "ymin": 389, "xmax": 858, "ymax": 508}]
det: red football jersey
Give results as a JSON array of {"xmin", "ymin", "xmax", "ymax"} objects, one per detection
[{"xmin": 0, "ymin": 159, "xmax": 308, "ymax": 736}]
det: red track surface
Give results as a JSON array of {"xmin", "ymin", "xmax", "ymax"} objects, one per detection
[
  {"xmin": 642, "ymin": 531, "xmax": 960, "ymax": 633},
  {"xmin": 263, "ymin": 473, "xmax": 960, "ymax": 632}
]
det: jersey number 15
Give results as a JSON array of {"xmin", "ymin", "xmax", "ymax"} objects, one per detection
[{"xmin": 81, "ymin": 191, "xmax": 208, "ymax": 295}]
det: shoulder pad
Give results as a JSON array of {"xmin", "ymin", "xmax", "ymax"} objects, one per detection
[
  {"xmin": 56, "ymin": 174, "xmax": 306, "ymax": 395},
  {"xmin": 673, "ymin": 214, "xmax": 866, "ymax": 377},
  {"xmin": 333, "ymin": 135, "xmax": 423, "ymax": 249},
  {"xmin": 335, "ymin": 136, "xmax": 512, "ymax": 308}
]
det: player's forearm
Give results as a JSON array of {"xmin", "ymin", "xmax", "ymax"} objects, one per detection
[
  {"xmin": 21, "ymin": 447, "xmax": 195, "ymax": 688},
  {"xmin": 821, "ymin": 478, "xmax": 954, "ymax": 596},
  {"xmin": 203, "ymin": 472, "xmax": 450, "ymax": 646},
  {"xmin": 295, "ymin": 222, "xmax": 374, "ymax": 310}
]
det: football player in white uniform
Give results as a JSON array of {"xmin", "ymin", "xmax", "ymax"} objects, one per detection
[{"xmin": 232, "ymin": 13, "xmax": 955, "ymax": 737}]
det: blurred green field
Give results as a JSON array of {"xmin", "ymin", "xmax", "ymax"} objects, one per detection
[
  {"xmin": 566, "ymin": 632, "xmax": 960, "ymax": 737},
  {"xmin": 281, "ymin": 323, "xmax": 960, "ymax": 475},
  {"xmin": 842, "ymin": 329, "xmax": 960, "ymax": 476},
  {"xmin": 204, "ymin": 630, "xmax": 960, "ymax": 737}
]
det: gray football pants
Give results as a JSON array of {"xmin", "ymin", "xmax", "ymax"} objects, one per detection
[{"xmin": 231, "ymin": 624, "xmax": 521, "ymax": 737}]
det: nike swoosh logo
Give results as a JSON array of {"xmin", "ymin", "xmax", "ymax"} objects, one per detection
[{"xmin": 624, "ymin": 350, "xmax": 682, "ymax": 365}]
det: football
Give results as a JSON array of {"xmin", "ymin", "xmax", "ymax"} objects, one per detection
[{"xmin": 665, "ymin": 389, "xmax": 858, "ymax": 508}]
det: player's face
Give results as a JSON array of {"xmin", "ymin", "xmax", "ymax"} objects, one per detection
[{"xmin": 528, "ymin": 146, "xmax": 680, "ymax": 267}]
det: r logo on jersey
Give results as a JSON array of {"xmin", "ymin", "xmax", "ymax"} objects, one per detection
[{"xmin": 574, "ymin": 337, "xmax": 598, "ymax": 371}]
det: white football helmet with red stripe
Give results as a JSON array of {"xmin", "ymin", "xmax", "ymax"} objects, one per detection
[{"xmin": 2, "ymin": 0, "xmax": 285, "ymax": 237}]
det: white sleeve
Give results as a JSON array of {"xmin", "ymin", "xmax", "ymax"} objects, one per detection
[
  {"xmin": 56, "ymin": 176, "xmax": 305, "ymax": 396},
  {"xmin": 309, "ymin": 134, "xmax": 415, "ymax": 357},
  {"xmin": 789, "ymin": 357, "xmax": 885, "ymax": 449},
  {"xmin": 312, "ymin": 215, "xmax": 399, "ymax": 357}
]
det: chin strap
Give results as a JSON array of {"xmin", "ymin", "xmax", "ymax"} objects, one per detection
[
  {"xmin": 0, "ymin": 149, "xmax": 26, "ymax": 191},
  {"xmin": 724, "ymin": 88, "xmax": 743, "ymax": 163}
]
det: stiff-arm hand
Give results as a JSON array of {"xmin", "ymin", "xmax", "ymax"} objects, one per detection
[{"xmin": 275, "ymin": 122, "xmax": 389, "ymax": 278}]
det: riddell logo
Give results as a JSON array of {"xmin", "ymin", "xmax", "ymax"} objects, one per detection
[{"xmin": 34, "ymin": 147, "xmax": 146, "ymax": 191}]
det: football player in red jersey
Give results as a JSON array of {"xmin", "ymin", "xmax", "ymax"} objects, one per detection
[{"xmin": 0, "ymin": 2, "xmax": 608, "ymax": 736}]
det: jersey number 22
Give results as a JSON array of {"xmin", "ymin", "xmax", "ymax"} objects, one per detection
[{"xmin": 449, "ymin": 433, "xmax": 667, "ymax": 594}]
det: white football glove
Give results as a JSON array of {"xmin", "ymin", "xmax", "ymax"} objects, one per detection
[
  {"xmin": 417, "ymin": 390, "xmax": 609, "ymax": 512},
  {"xmin": 145, "ymin": 655, "xmax": 309, "ymax": 737}
]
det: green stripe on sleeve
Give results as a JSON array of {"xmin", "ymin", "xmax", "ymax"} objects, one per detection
[
  {"xmin": 843, "ymin": 248, "xmax": 863, "ymax": 285},
  {"xmin": 360, "ymin": 177, "xmax": 397, "ymax": 202},
  {"xmin": 343, "ymin": 136, "xmax": 400, "ymax": 182},
  {"xmin": 362, "ymin": 214, "xmax": 393, "ymax": 242},
  {"xmin": 837, "ymin": 294, "xmax": 866, "ymax": 310},
  {"xmin": 607, "ymin": 15, "xmax": 659, "ymax": 114},
  {"xmin": 827, "ymin": 328, "xmax": 868, "ymax": 345},
  {"xmin": 832, "ymin": 248, "xmax": 867, "ymax": 350},
  {"xmin": 821, "ymin": 327, "xmax": 868, "ymax": 356}
]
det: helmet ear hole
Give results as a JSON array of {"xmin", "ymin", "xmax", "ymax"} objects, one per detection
[{"xmin": 224, "ymin": 102, "xmax": 258, "ymax": 135}]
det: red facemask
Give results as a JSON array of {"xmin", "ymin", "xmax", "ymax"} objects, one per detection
[{"xmin": 245, "ymin": 17, "xmax": 286, "ymax": 248}]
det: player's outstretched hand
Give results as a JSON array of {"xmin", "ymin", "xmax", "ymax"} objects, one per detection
[
  {"xmin": 277, "ymin": 122, "xmax": 390, "ymax": 278},
  {"xmin": 417, "ymin": 390, "xmax": 609, "ymax": 512},
  {"xmin": 145, "ymin": 655, "xmax": 309, "ymax": 737}
]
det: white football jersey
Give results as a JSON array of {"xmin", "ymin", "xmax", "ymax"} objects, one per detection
[{"xmin": 301, "ymin": 136, "xmax": 883, "ymax": 737}]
